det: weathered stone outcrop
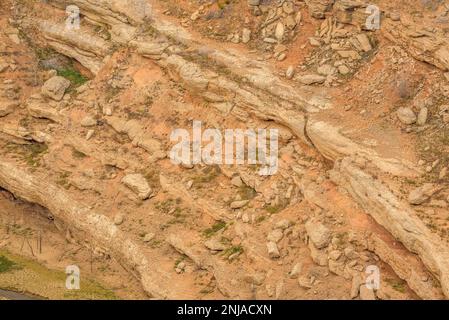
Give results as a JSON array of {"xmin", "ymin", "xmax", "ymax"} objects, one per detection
[
  {"xmin": 330, "ymin": 157, "xmax": 449, "ymax": 298},
  {"xmin": 367, "ymin": 233, "xmax": 445, "ymax": 300},
  {"xmin": 27, "ymin": 101, "xmax": 65, "ymax": 124},
  {"xmin": 306, "ymin": 120, "xmax": 421, "ymax": 177},
  {"xmin": 48, "ymin": 0, "xmax": 152, "ymax": 43},
  {"xmin": 167, "ymin": 232, "xmax": 254, "ymax": 299},
  {"xmin": 0, "ymin": 160, "xmax": 171, "ymax": 298},
  {"xmin": 383, "ymin": 20, "xmax": 449, "ymax": 72},
  {"xmin": 38, "ymin": 20, "xmax": 112, "ymax": 74},
  {"xmin": 105, "ymin": 116, "xmax": 165, "ymax": 161},
  {"xmin": 13, "ymin": 0, "xmax": 449, "ymax": 299},
  {"xmin": 64, "ymin": 136, "xmax": 139, "ymax": 170},
  {"xmin": 332, "ymin": 1, "xmax": 449, "ymax": 71},
  {"xmin": 159, "ymin": 174, "xmax": 232, "ymax": 222}
]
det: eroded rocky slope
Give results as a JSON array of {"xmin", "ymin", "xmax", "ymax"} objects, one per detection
[{"xmin": 0, "ymin": 0, "xmax": 448, "ymax": 300}]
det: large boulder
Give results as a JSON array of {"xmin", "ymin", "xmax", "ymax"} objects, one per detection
[{"xmin": 41, "ymin": 76, "xmax": 71, "ymax": 101}]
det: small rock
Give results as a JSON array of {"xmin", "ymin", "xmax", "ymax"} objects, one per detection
[
  {"xmin": 228, "ymin": 252, "xmax": 241, "ymax": 261},
  {"xmin": 289, "ymin": 263, "xmax": 302, "ymax": 279},
  {"xmin": 247, "ymin": 0, "xmax": 260, "ymax": 5},
  {"xmin": 177, "ymin": 261, "xmax": 186, "ymax": 270},
  {"xmin": 444, "ymin": 72, "xmax": 449, "ymax": 82},
  {"xmin": 337, "ymin": 50, "xmax": 361, "ymax": 60},
  {"xmin": 417, "ymin": 107, "xmax": 428, "ymax": 126},
  {"xmin": 305, "ymin": 219, "xmax": 331, "ymax": 249},
  {"xmin": 298, "ymin": 74, "xmax": 326, "ymax": 85},
  {"xmin": 282, "ymin": 1, "xmax": 294, "ymax": 14},
  {"xmin": 86, "ymin": 129, "xmax": 95, "ymax": 140},
  {"xmin": 309, "ymin": 38, "xmax": 321, "ymax": 46},
  {"xmin": 181, "ymin": 162, "xmax": 194, "ymax": 169},
  {"xmin": 408, "ymin": 183, "xmax": 441, "ymax": 205},
  {"xmin": 8, "ymin": 33, "xmax": 21, "ymax": 44},
  {"xmin": 231, "ymin": 34, "xmax": 240, "ymax": 44},
  {"xmin": 317, "ymin": 64, "xmax": 335, "ymax": 76},
  {"xmin": 439, "ymin": 167, "xmax": 448, "ymax": 180},
  {"xmin": 275, "ymin": 281, "xmax": 284, "ymax": 299},
  {"xmin": 242, "ymin": 28, "xmax": 251, "ymax": 44},
  {"xmin": 190, "ymin": 11, "xmax": 200, "ymax": 21},
  {"xmin": 350, "ymin": 274, "xmax": 362, "ymax": 299},
  {"xmin": 275, "ymin": 22, "xmax": 285, "ymax": 41},
  {"xmin": 338, "ymin": 65, "xmax": 350, "ymax": 75},
  {"xmin": 263, "ymin": 37, "xmax": 277, "ymax": 44},
  {"xmin": 275, "ymin": 219, "xmax": 291, "ymax": 230},
  {"xmin": 298, "ymin": 276, "xmax": 313, "ymax": 289},
  {"xmin": 397, "ymin": 107, "xmax": 416, "ymax": 125},
  {"xmin": 295, "ymin": 11, "xmax": 302, "ymax": 24},
  {"xmin": 143, "ymin": 232, "xmax": 155, "ymax": 242},
  {"xmin": 81, "ymin": 116, "xmax": 97, "ymax": 127},
  {"xmin": 308, "ymin": 242, "xmax": 328, "ymax": 266},
  {"xmin": 231, "ymin": 175, "xmax": 243, "ymax": 187},
  {"xmin": 122, "ymin": 173, "xmax": 152, "ymax": 200},
  {"xmin": 267, "ymin": 229, "xmax": 284, "ymax": 243},
  {"xmin": 359, "ymin": 285, "xmax": 376, "ymax": 300},
  {"xmin": 344, "ymin": 247, "xmax": 359, "ymax": 260},
  {"xmin": 329, "ymin": 250, "xmax": 342, "ymax": 261},
  {"xmin": 355, "ymin": 34, "xmax": 372, "ymax": 52},
  {"xmin": 102, "ymin": 104, "xmax": 113, "ymax": 116},
  {"xmin": 286, "ymin": 65, "xmax": 295, "ymax": 79},
  {"xmin": 230, "ymin": 200, "xmax": 249, "ymax": 209},
  {"xmin": 113, "ymin": 214, "xmax": 124, "ymax": 225},
  {"xmin": 390, "ymin": 12, "xmax": 401, "ymax": 21},
  {"xmin": 284, "ymin": 15, "xmax": 297, "ymax": 29},
  {"xmin": 277, "ymin": 53, "xmax": 286, "ymax": 61},
  {"xmin": 267, "ymin": 241, "xmax": 280, "ymax": 259}
]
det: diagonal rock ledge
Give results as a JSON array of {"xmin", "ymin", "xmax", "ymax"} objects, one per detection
[
  {"xmin": 0, "ymin": 159, "xmax": 173, "ymax": 299},
  {"xmin": 13, "ymin": 0, "xmax": 449, "ymax": 299},
  {"xmin": 330, "ymin": 157, "xmax": 449, "ymax": 298}
]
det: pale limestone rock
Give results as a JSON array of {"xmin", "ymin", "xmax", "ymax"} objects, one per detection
[
  {"xmin": 41, "ymin": 76, "xmax": 71, "ymax": 101},
  {"xmin": 122, "ymin": 173, "xmax": 152, "ymax": 200}
]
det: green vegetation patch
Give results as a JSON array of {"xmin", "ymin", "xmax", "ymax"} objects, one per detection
[
  {"xmin": 0, "ymin": 256, "xmax": 20, "ymax": 273},
  {"xmin": 203, "ymin": 220, "xmax": 226, "ymax": 238},
  {"xmin": 386, "ymin": 278, "xmax": 407, "ymax": 293},
  {"xmin": 0, "ymin": 250, "xmax": 117, "ymax": 300},
  {"xmin": 57, "ymin": 68, "xmax": 88, "ymax": 87}
]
